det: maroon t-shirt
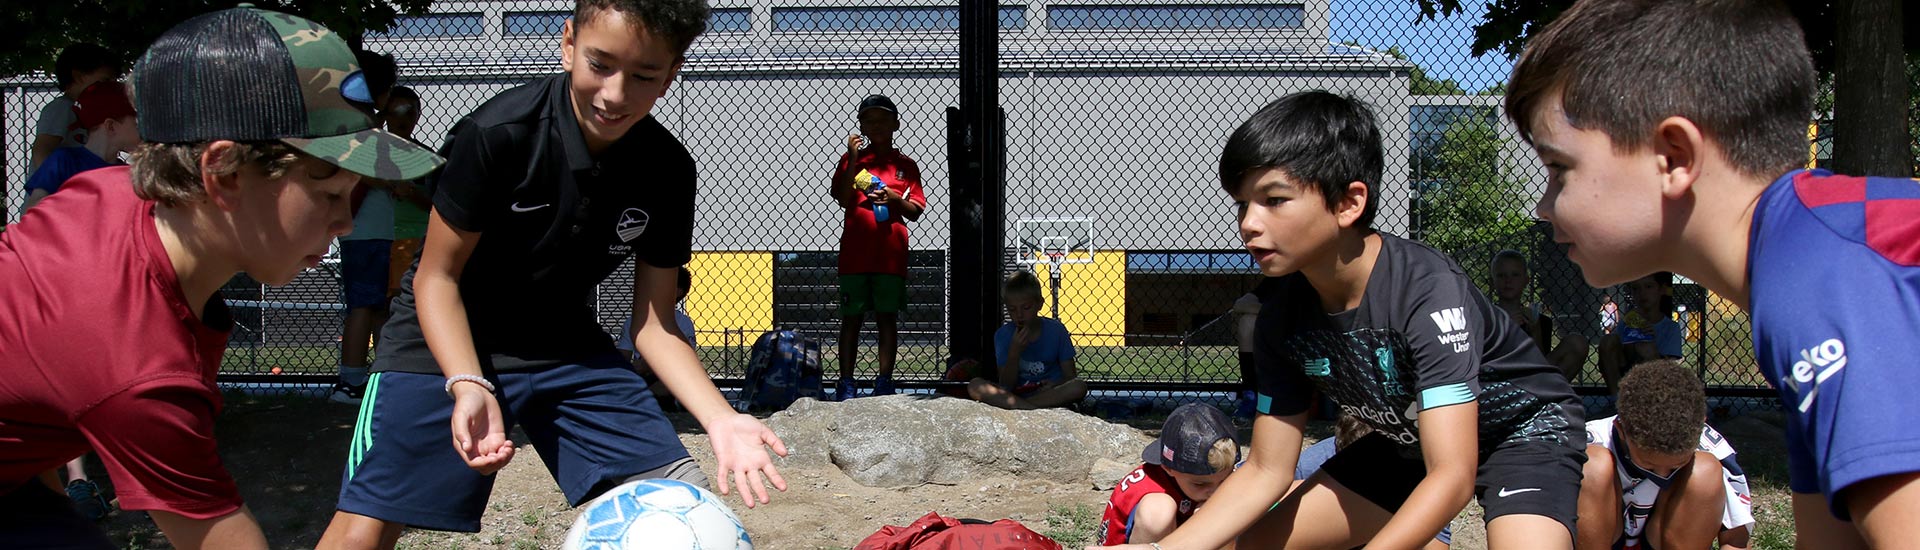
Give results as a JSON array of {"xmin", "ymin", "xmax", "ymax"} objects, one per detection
[
  {"xmin": 0, "ymin": 166, "xmax": 242, "ymax": 519},
  {"xmin": 836, "ymin": 147, "xmax": 925, "ymax": 276}
]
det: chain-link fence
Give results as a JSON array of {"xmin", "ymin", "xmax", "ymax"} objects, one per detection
[{"xmin": 3, "ymin": 0, "xmax": 1844, "ymax": 414}]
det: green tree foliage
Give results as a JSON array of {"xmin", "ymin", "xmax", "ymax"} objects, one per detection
[
  {"xmin": 1407, "ymin": 0, "xmax": 1916, "ymax": 175},
  {"xmin": 0, "ymin": 0, "xmax": 436, "ymax": 79},
  {"xmin": 1412, "ymin": 115, "xmax": 1535, "ymax": 281}
]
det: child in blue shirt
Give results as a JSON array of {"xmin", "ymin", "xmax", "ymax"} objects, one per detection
[
  {"xmin": 1507, "ymin": 0, "xmax": 1920, "ymax": 544},
  {"xmin": 967, "ymin": 270, "xmax": 1087, "ymax": 409}
]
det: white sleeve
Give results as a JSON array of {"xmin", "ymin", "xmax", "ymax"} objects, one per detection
[{"xmin": 1721, "ymin": 462, "xmax": 1754, "ymax": 529}]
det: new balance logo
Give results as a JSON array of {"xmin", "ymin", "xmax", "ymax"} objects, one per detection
[
  {"xmin": 1789, "ymin": 338, "xmax": 1847, "ymax": 413},
  {"xmin": 1428, "ymin": 307, "xmax": 1470, "ymax": 353}
]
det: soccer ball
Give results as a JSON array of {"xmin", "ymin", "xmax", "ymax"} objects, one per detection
[{"xmin": 561, "ymin": 478, "xmax": 753, "ymax": 550}]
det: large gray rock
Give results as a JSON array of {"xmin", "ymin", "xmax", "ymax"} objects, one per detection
[{"xmin": 765, "ymin": 395, "xmax": 1153, "ymax": 488}]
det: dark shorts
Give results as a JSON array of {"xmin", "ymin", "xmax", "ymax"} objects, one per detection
[
  {"xmin": 336, "ymin": 355, "xmax": 690, "ymax": 532},
  {"xmin": 0, "ymin": 481, "xmax": 115, "ymax": 550},
  {"xmin": 1322, "ymin": 433, "xmax": 1584, "ymax": 534},
  {"xmin": 839, "ymin": 273, "xmax": 906, "ymax": 315},
  {"xmin": 341, "ymin": 239, "xmax": 393, "ymax": 309}
]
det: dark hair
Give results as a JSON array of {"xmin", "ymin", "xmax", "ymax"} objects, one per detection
[
  {"xmin": 1333, "ymin": 415, "xmax": 1373, "ymax": 449},
  {"xmin": 353, "ymin": 50, "xmax": 398, "ymax": 101},
  {"xmin": 1616, "ymin": 359, "xmax": 1706, "ymax": 456},
  {"xmin": 54, "ymin": 43, "xmax": 120, "ymax": 90},
  {"xmin": 1640, "ymin": 271, "xmax": 1676, "ymax": 316},
  {"xmin": 388, "ymin": 85, "xmax": 419, "ymax": 103},
  {"xmin": 575, "ymin": 0, "xmax": 712, "ymax": 56},
  {"xmin": 130, "ymin": 141, "xmax": 305, "ymax": 207},
  {"xmin": 1506, "ymin": 0, "xmax": 1814, "ymax": 180},
  {"xmin": 1004, "ymin": 270, "xmax": 1043, "ymax": 302},
  {"xmin": 1491, "ymin": 249, "xmax": 1527, "ymax": 272},
  {"xmin": 1219, "ymin": 90, "xmax": 1383, "ymax": 229},
  {"xmin": 676, "ymin": 265, "xmax": 693, "ymax": 301}
]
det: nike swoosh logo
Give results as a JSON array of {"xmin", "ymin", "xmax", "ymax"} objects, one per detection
[
  {"xmin": 1497, "ymin": 487, "xmax": 1542, "ymax": 498},
  {"xmin": 510, "ymin": 202, "xmax": 552, "ymax": 213}
]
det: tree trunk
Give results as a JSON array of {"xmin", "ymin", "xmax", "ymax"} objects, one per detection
[{"xmin": 1832, "ymin": 0, "xmax": 1910, "ymax": 176}]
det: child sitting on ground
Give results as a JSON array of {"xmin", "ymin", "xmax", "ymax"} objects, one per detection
[
  {"xmin": 1580, "ymin": 359, "xmax": 1753, "ymax": 550},
  {"xmin": 1096, "ymin": 403, "xmax": 1239, "ymax": 548},
  {"xmin": 1598, "ymin": 272, "xmax": 1682, "ymax": 393},
  {"xmin": 967, "ymin": 271, "xmax": 1088, "ymax": 409},
  {"xmin": 1490, "ymin": 250, "xmax": 1589, "ymax": 381}
]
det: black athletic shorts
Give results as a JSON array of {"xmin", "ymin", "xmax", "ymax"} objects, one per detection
[
  {"xmin": 0, "ymin": 480, "xmax": 115, "ymax": 549},
  {"xmin": 1322, "ymin": 432, "xmax": 1584, "ymax": 534}
]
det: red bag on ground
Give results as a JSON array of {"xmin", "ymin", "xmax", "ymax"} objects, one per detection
[{"xmin": 855, "ymin": 511, "xmax": 1064, "ymax": 550}]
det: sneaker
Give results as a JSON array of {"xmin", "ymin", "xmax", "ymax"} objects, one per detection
[
  {"xmin": 328, "ymin": 382, "xmax": 365, "ymax": 405},
  {"xmin": 871, "ymin": 377, "xmax": 896, "ymax": 396},
  {"xmin": 835, "ymin": 378, "xmax": 859, "ymax": 401},
  {"xmin": 66, "ymin": 479, "xmax": 110, "ymax": 521}
]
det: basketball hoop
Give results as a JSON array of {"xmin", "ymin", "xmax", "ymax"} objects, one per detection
[{"xmin": 1045, "ymin": 252, "xmax": 1065, "ymax": 264}]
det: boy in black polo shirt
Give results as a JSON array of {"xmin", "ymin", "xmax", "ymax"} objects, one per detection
[{"xmin": 318, "ymin": 1, "xmax": 790, "ymax": 547}]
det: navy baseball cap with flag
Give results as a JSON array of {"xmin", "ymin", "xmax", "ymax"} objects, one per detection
[
  {"xmin": 1142, "ymin": 403, "xmax": 1240, "ymax": 476},
  {"xmin": 130, "ymin": 4, "xmax": 442, "ymax": 180}
]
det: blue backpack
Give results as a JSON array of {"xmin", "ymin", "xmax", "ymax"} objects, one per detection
[{"xmin": 736, "ymin": 329, "xmax": 823, "ymax": 411}]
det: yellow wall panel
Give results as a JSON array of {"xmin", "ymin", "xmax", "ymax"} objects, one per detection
[
  {"xmin": 684, "ymin": 252, "xmax": 773, "ymax": 341},
  {"xmin": 1027, "ymin": 250, "xmax": 1127, "ymax": 347}
]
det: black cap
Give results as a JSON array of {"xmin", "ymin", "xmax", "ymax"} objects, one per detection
[
  {"xmin": 858, "ymin": 94, "xmax": 897, "ymax": 115},
  {"xmin": 129, "ymin": 6, "xmax": 442, "ymax": 180},
  {"xmin": 1143, "ymin": 403, "xmax": 1239, "ymax": 476}
]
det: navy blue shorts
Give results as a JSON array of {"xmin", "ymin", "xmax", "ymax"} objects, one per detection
[
  {"xmin": 336, "ymin": 355, "xmax": 690, "ymax": 532},
  {"xmin": 0, "ymin": 481, "xmax": 115, "ymax": 549},
  {"xmin": 340, "ymin": 239, "xmax": 392, "ymax": 309}
]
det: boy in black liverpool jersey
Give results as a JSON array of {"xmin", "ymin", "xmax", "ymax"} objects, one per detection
[{"xmin": 1096, "ymin": 90, "xmax": 1584, "ymax": 550}]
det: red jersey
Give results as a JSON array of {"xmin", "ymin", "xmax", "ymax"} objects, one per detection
[
  {"xmin": 0, "ymin": 167, "xmax": 242, "ymax": 519},
  {"xmin": 836, "ymin": 147, "xmax": 925, "ymax": 276},
  {"xmin": 1096, "ymin": 464, "xmax": 1196, "ymax": 545}
]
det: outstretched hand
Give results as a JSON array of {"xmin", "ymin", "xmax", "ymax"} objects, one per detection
[
  {"xmin": 704, "ymin": 413, "xmax": 791, "ymax": 508},
  {"xmin": 449, "ymin": 383, "xmax": 515, "ymax": 475}
]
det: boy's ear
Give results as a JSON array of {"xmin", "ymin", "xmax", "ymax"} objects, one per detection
[
  {"xmin": 1653, "ymin": 116, "xmax": 1707, "ymax": 200},
  {"xmin": 559, "ymin": 19, "xmax": 577, "ymax": 72},
  {"xmin": 1335, "ymin": 181, "xmax": 1370, "ymax": 228},
  {"xmin": 197, "ymin": 141, "xmax": 242, "ymax": 212}
]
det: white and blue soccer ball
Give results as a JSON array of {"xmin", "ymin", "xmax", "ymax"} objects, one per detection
[{"xmin": 561, "ymin": 478, "xmax": 753, "ymax": 550}]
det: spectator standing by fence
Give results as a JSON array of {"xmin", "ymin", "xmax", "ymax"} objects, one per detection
[{"xmin": 827, "ymin": 94, "xmax": 925, "ymax": 400}]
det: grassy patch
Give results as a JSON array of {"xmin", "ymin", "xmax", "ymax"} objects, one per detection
[{"xmin": 1040, "ymin": 502, "xmax": 1102, "ymax": 547}]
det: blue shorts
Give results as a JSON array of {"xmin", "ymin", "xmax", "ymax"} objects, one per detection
[
  {"xmin": 0, "ymin": 481, "xmax": 114, "ymax": 549},
  {"xmin": 337, "ymin": 355, "xmax": 689, "ymax": 532},
  {"xmin": 341, "ymin": 239, "xmax": 392, "ymax": 309}
]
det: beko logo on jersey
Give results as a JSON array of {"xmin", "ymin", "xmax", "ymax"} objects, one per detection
[
  {"xmin": 1788, "ymin": 338, "xmax": 1847, "ymax": 413},
  {"xmin": 1429, "ymin": 307, "xmax": 1470, "ymax": 353}
]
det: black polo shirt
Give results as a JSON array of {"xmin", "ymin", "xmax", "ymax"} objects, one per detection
[{"xmin": 375, "ymin": 73, "xmax": 697, "ymax": 374}]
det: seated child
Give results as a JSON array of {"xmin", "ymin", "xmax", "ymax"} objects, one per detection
[
  {"xmin": 1580, "ymin": 359, "xmax": 1753, "ymax": 550},
  {"xmin": 1293, "ymin": 416, "xmax": 1453, "ymax": 550},
  {"xmin": 21, "ymin": 81, "xmax": 140, "ymax": 213},
  {"xmin": 1490, "ymin": 250, "xmax": 1589, "ymax": 381},
  {"xmin": 1097, "ymin": 403, "xmax": 1238, "ymax": 547},
  {"xmin": 967, "ymin": 271, "xmax": 1088, "ymax": 409},
  {"xmin": 1599, "ymin": 272, "xmax": 1682, "ymax": 392}
]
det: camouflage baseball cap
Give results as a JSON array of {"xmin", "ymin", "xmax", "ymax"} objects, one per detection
[{"xmin": 131, "ymin": 5, "xmax": 442, "ymax": 180}]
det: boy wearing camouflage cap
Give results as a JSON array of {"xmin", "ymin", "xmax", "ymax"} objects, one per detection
[{"xmin": 0, "ymin": 6, "xmax": 440, "ymax": 549}]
